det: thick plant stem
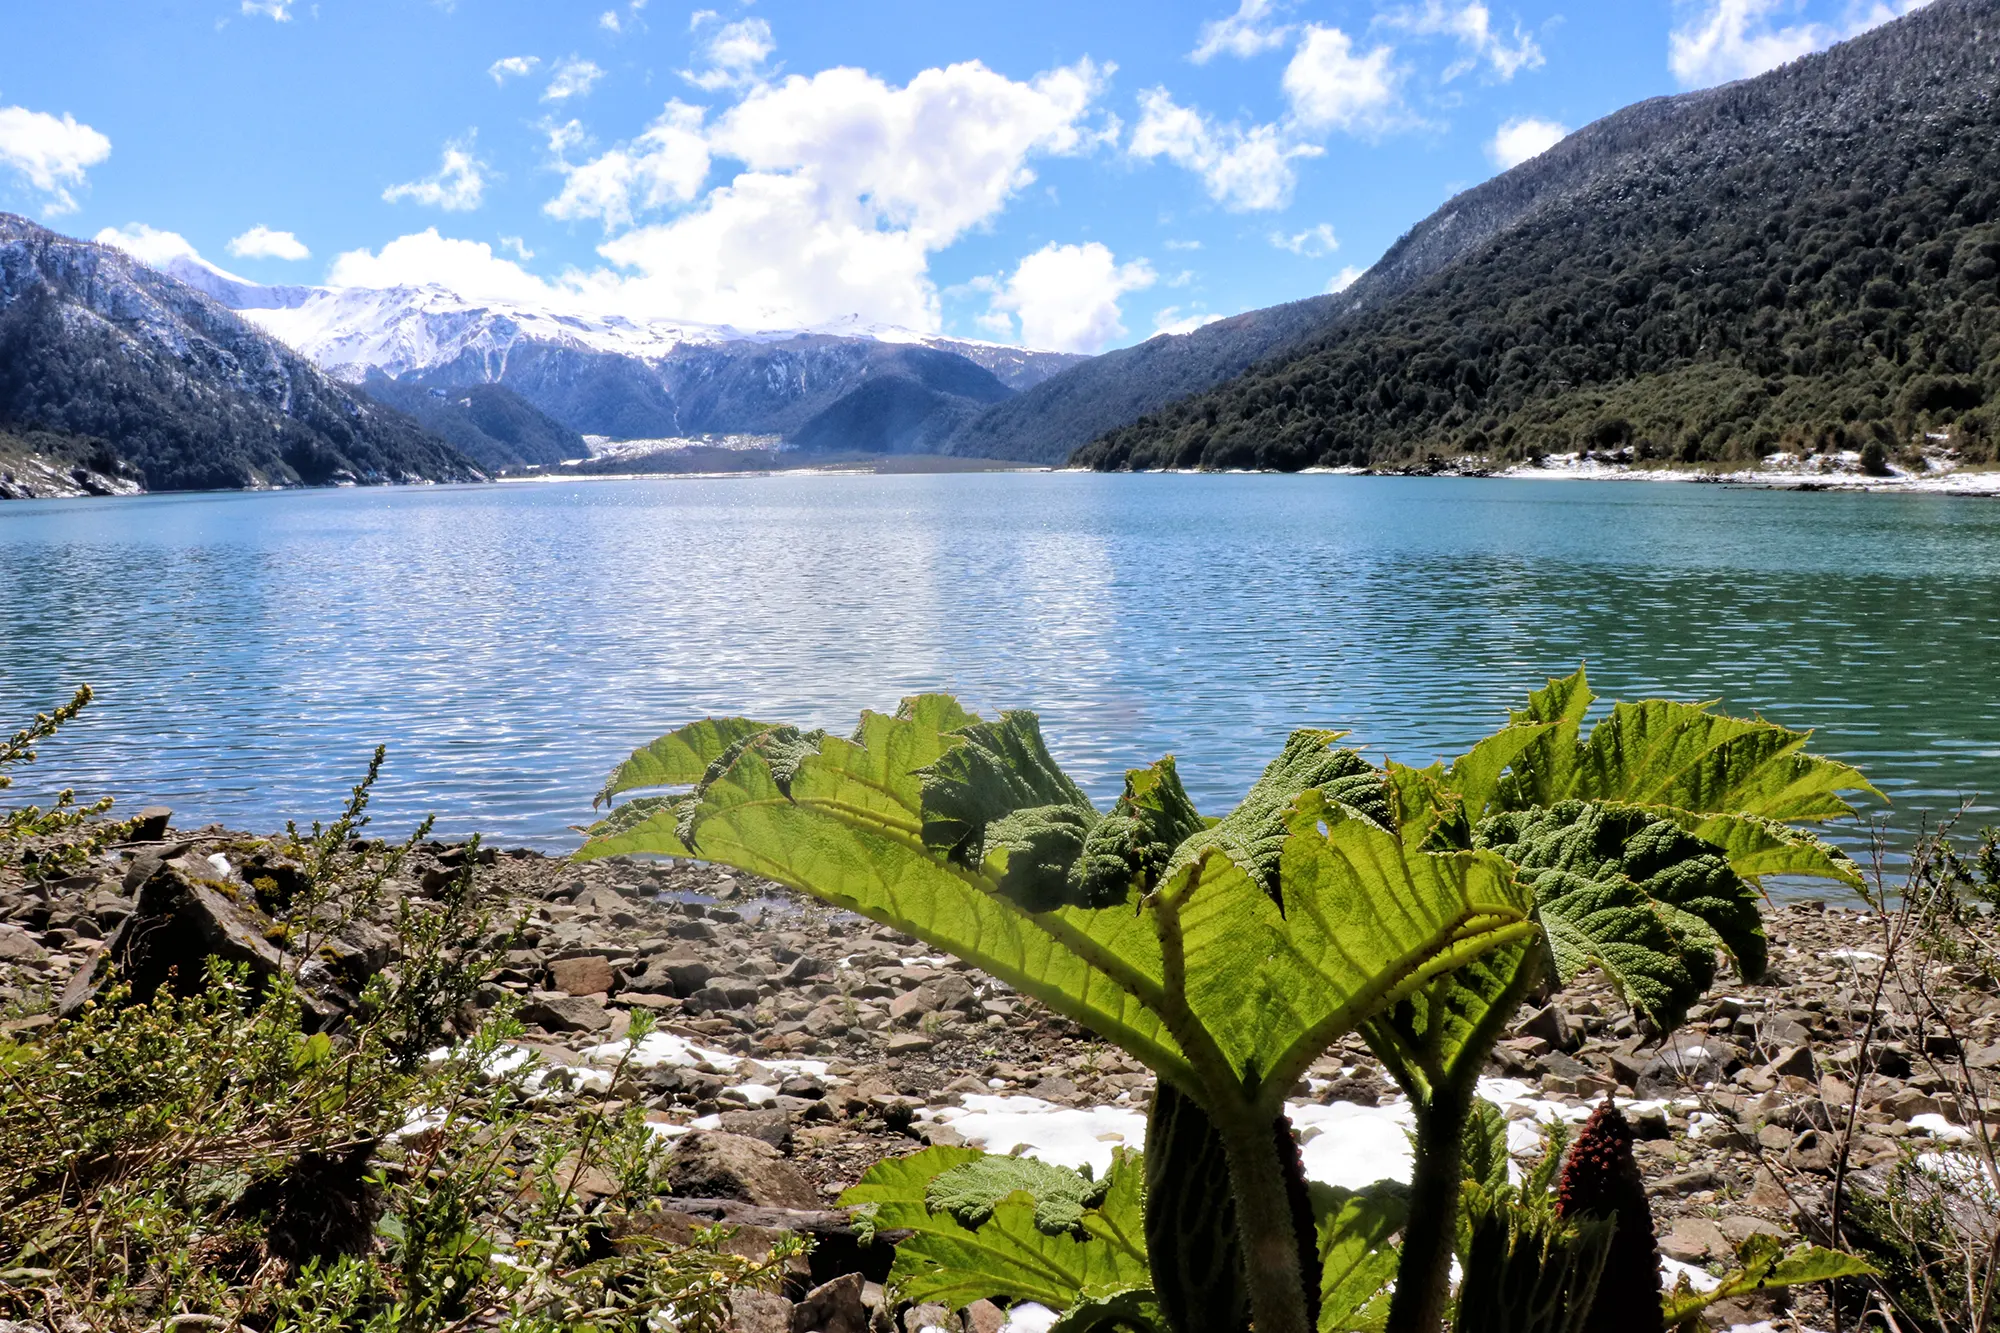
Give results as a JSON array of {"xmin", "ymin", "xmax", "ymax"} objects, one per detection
[
  {"xmin": 1385, "ymin": 1079, "xmax": 1473, "ymax": 1333},
  {"xmin": 1218, "ymin": 1111, "xmax": 1315, "ymax": 1333}
]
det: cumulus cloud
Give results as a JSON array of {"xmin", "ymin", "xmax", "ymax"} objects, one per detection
[
  {"xmin": 1487, "ymin": 115, "xmax": 1566, "ymax": 167},
  {"xmin": 574, "ymin": 58, "xmax": 1111, "ymax": 331},
  {"xmin": 544, "ymin": 56, "xmax": 606, "ymax": 102},
  {"xmin": 240, "ymin": 0, "xmax": 293, "ymax": 19},
  {"xmin": 1273, "ymin": 222, "xmax": 1338, "ymax": 257},
  {"xmin": 984, "ymin": 241, "xmax": 1155, "ymax": 352},
  {"xmin": 1154, "ymin": 306, "xmax": 1227, "ymax": 336},
  {"xmin": 1191, "ymin": 0, "xmax": 1293, "ymax": 63},
  {"xmin": 382, "ymin": 135, "xmax": 486, "ymax": 212},
  {"xmin": 1668, "ymin": 0, "xmax": 1930, "ymax": 89},
  {"xmin": 227, "ymin": 225, "xmax": 310, "ymax": 260},
  {"xmin": 545, "ymin": 100, "xmax": 711, "ymax": 230},
  {"xmin": 1130, "ymin": 88, "xmax": 1321, "ymax": 212},
  {"xmin": 327, "ymin": 228, "xmax": 556, "ymax": 302},
  {"xmin": 684, "ymin": 14, "xmax": 776, "ymax": 91},
  {"xmin": 1328, "ymin": 264, "xmax": 1365, "ymax": 293},
  {"xmin": 1283, "ymin": 26, "xmax": 1400, "ymax": 133},
  {"xmin": 1381, "ymin": 2, "xmax": 1543, "ymax": 80},
  {"xmin": 95, "ymin": 222, "xmax": 202, "ymax": 268},
  {"xmin": 0, "ymin": 103, "xmax": 111, "ymax": 216},
  {"xmin": 488, "ymin": 56, "xmax": 541, "ymax": 85}
]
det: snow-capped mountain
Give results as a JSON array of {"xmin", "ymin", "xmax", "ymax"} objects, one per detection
[
  {"xmin": 166, "ymin": 263, "xmax": 1089, "ymax": 452},
  {"xmin": 0, "ymin": 213, "xmax": 478, "ymax": 491}
]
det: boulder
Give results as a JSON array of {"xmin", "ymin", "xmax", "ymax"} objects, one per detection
[
  {"xmin": 1659, "ymin": 1217, "xmax": 1730, "ymax": 1263},
  {"xmin": 0, "ymin": 925, "xmax": 46, "ymax": 963},
  {"xmin": 56, "ymin": 853, "xmax": 346, "ymax": 1029},
  {"xmin": 666, "ymin": 1131, "xmax": 819, "ymax": 1210},
  {"xmin": 961, "ymin": 1302, "xmax": 1008, "ymax": 1333},
  {"xmin": 729, "ymin": 1290, "xmax": 795, "ymax": 1333},
  {"xmin": 719, "ymin": 1107, "xmax": 793, "ymax": 1150},
  {"xmin": 128, "ymin": 806, "xmax": 173, "ymax": 841},
  {"xmin": 521, "ymin": 992, "xmax": 611, "ymax": 1033},
  {"xmin": 791, "ymin": 1273, "xmax": 868, "ymax": 1333},
  {"xmin": 903, "ymin": 1303, "xmax": 958, "ymax": 1332},
  {"xmin": 550, "ymin": 955, "xmax": 616, "ymax": 997}
]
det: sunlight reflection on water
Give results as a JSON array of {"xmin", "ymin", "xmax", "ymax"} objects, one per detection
[{"xmin": 4, "ymin": 472, "xmax": 1998, "ymax": 895}]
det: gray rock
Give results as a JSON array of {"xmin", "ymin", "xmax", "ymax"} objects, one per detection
[
  {"xmin": 903, "ymin": 1303, "xmax": 958, "ymax": 1332},
  {"xmin": 0, "ymin": 925, "xmax": 46, "ymax": 963},
  {"xmin": 719, "ymin": 1107, "xmax": 793, "ymax": 1149},
  {"xmin": 57, "ymin": 853, "xmax": 346, "ymax": 1029},
  {"xmin": 1517, "ymin": 1002, "xmax": 1573, "ymax": 1051},
  {"xmin": 1768, "ymin": 1044, "xmax": 1817, "ymax": 1080},
  {"xmin": 550, "ymin": 955, "xmax": 616, "ymax": 996},
  {"xmin": 667, "ymin": 1131, "xmax": 818, "ymax": 1210},
  {"xmin": 729, "ymin": 1290, "xmax": 795, "ymax": 1333},
  {"xmin": 128, "ymin": 806, "xmax": 173, "ymax": 841},
  {"xmin": 521, "ymin": 992, "xmax": 610, "ymax": 1033},
  {"xmin": 791, "ymin": 1272, "xmax": 868, "ymax": 1333}
]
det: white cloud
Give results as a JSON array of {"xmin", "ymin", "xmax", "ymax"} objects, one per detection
[
  {"xmin": 684, "ymin": 15, "xmax": 775, "ymax": 92},
  {"xmin": 1668, "ymin": 0, "xmax": 1929, "ymax": 89},
  {"xmin": 95, "ymin": 222, "xmax": 201, "ymax": 268},
  {"xmin": 240, "ymin": 0, "xmax": 293, "ymax": 19},
  {"xmin": 1154, "ymin": 305, "xmax": 1227, "ymax": 336},
  {"xmin": 1130, "ymin": 88, "xmax": 1321, "ymax": 212},
  {"xmin": 544, "ymin": 56, "xmax": 606, "ymax": 102},
  {"xmin": 1273, "ymin": 222, "xmax": 1338, "ymax": 257},
  {"xmin": 382, "ymin": 135, "xmax": 486, "ymax": 212},
  {"xmin": 580, "ymin": 58, "xmax": 1112, "ymax": 331},
  {"xmin": 546, "ymin": 100, "xmax": 711, "ymax": 230},
  {"xmin": 0, "ymin": 103, "xmax": 111, "ymax": 216},
  {"xmin": 1381, "ymin": 2, "xmax": 1543, "ymax": 80},
  {"xmin": 985, "ymin": 241, "xmax": 1155, "ymax": 352},
  {"xmin": 1487, "ymin": 115, "xmax": 1566, "ymax": 167},
  {"xmin": 327, "ymin": 229, "xmax": 556, "ymax": 303},
  {"xmin": 499, "ymin": 235, "xmax": 534, "ymax": 260},
  {"xmin": 1328, "ymin": 264, "xmax": 1364, "ymax": 292},
  {"xmin": 1191, "ymin": 0, "xmax": 1293, "ymax": 63},
  {"xmin": 227, "ymin": 224, "xmax": 310, "ymax": 260},
  {"xmin": 488, "ymin": 56, "xmax": 541, "ymax": 85},
  {"xmin": 1163, "ymin": 238, "xmax": 1203, "ymax": 251},
  {"xmin": 1283, "ymin": 26, "xmax": 1401, "ymax": 133}
]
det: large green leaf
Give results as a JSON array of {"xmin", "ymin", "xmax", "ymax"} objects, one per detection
[
  {"xmin": 1160, "ymin": 730, "xmax": 1388, "ymax": 902},
  {"xmin": 1491, "ymin": 669, "xmax": 1881, "ymax": 825},
  {"xmin": 1671, "ymin": 811, "xmax": 1863, "ymax": 889},
  {"xmin": 1314, "ymin": 1182, "xmax": 1408, "ymax": 1333},
  {"xmin": 1162, "ymin": 793, "xmax": 1536, "ymax": 1109},
  {"xmin": 594, "ymin": 715, "xmax": 777, "ymax": 807},
  {"xmin": 1478, "ymin": 801, "xmax": 1764, "ymax": 1028},
  {"xmin": 842, "ymin": 1147, "xmax": 1151, "ymax": 1312},
  {"xmin": 1660, "ymin": 1235, "xmax": 1876, "ymax": 1326},
  {"xmin": 585, "ymin": 700, "xmax": 1537, "ymax": 1117}
]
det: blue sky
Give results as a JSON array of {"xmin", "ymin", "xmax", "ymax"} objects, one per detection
[{"xmin": 0, "ymin": 0, "xmax": 1929, "ymax": 352}]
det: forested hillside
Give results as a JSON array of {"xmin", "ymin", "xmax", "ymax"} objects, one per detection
[
  {"xmin": 0, "ymin": 215, "xmax": 477, "ymax": 491},
  {"xmin": 1077, "ymin": 0, "xmax": 2000, "ymax": 472},
  {"xmin": 357, "ymin": 374, "xmax": 586, "ymax": 470}
]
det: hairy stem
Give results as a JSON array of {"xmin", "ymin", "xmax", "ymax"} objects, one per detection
[
  {"xmin": 1218, "ymin": 1110, "xmax": 1315, "ymax": 1333},
  {"xmin": 1387, "ymin": 1079, "xmax": 1473, "ymax": 1333}
]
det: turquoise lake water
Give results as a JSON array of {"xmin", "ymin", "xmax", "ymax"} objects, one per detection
[{"xmin": 4, "ymin": 473, "xmax": 1997, "ymax": 884}]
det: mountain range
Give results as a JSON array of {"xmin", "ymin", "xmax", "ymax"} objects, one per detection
[
  {"xmin": 0, "ymin": 214, "xmax": 478, "ymax": 492},
  {"xmin": 6, "ymin": 0, "xmax": 1995, "ymax": 492}
]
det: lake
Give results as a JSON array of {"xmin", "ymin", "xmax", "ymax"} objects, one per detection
[{"xmin": 4, "ymin": 472, "xmax": 1997, "ymax": 888}]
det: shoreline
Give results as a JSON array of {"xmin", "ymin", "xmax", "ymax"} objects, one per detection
[{"xmin": 8, "ymin": 817, "xmax": 2000, "ymax": 1327}]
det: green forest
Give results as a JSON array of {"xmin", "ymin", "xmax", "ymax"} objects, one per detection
[{"xmin": 1077, "ymin": 1, "xmax": 2000, "ymax": 473}]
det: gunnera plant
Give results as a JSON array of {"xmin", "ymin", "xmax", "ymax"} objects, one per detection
[{"xmin": 583, "ymin": 670, "xmax": 1878, "ymax": 1333}]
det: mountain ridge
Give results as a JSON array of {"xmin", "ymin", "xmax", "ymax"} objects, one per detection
[
  {"xmin": 0, "ymin": 214, "xmax": 479, "ymax": 492},
  {"xmin": 1077, "ymin": 0, "xmax": 2000, "ymax": 472}
]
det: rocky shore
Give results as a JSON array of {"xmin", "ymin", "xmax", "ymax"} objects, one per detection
[{"xmin": 3, "ymin": 818, "xmax": 1991, "ymax": 1331}]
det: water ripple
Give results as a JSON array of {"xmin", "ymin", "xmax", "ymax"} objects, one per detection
[{"xmin": 4, "ymin": 474, "xmax": 1998, "ymax": 890}]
